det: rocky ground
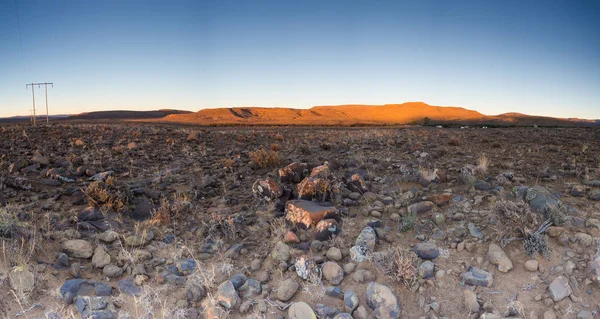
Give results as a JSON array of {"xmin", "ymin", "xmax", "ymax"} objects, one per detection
[{"xmin": 1, "ymin": 123, "xmax": 600, "ymax": 319}]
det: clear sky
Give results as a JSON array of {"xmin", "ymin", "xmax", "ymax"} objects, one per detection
[{"xmin": 1, "ymin": 0, "xmax": 599, "ymax": 118}]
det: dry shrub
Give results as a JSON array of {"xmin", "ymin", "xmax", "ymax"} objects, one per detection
[
  {"xmin": 222, "ymin": 158, "xmax": 235, "ymax": 168},
  {"xmin": 249, "ymin": 148, "xmax": 281, "ymax": 168},
  {"xmin": 270, "ymin": 143, "xmax": 281, "ymax": 152},
  {"xmin": 274, "ymin": 133, "xmax": 284, "ymax": 141},
  {"xmin": 377, "ymin": 247, "xmax": 422, "ymax": 287},
  {"xmin": 475, "ymin": 153, "xmax": 489, "ymax": 176},
  {"xmin": 84, "ymin": 178, "xmax": 133, "ymax": 212},
  {"xmin": 149, "ymin": 195, "xmax": 192, "ymax": 226},
  {"xmin": 448, "ymin": 136, "xmax": 461, "ymax": 146}
]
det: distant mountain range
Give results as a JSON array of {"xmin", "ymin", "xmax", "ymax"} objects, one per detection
[
  {"xmin": 1, "ymin": 103, "xmax": 598, "ymax": 126},
  {"xmin": 160, "ymin": 102, "xmax": 600, "ymax": 127}
]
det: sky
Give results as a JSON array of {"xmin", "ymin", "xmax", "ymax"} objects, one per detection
[{"xmin": 0, "ymin": 0, "xmax": 599, "ymax": 119}]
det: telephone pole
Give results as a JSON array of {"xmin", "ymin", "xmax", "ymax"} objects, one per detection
[{"xmin": 26, "ymin": 82, "xmax": 53, "ymax": 124}]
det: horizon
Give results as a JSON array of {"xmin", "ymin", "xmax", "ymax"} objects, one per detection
[{"xmin": 1, "ymin": 1, "xmax": 599, "ymax": 119}]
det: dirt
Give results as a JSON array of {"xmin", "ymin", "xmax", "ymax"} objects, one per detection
[{"xmin": 0, "ymin": 123, "xmax": 599, "ymax": 319}]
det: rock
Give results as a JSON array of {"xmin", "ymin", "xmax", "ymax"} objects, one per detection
[
  {"xmin": 333, "ymin": 313, "xmax": 353, "ymax": 319},
  {"xmin": 118, "ymin": 278, "xmax": 142, "ymax": 296},
  {"xmin": 295, "ymin": 256, "xmax": 321, "ymax": 280},
  {"xmin": 344, "ymin": 290, "xmax": 359, "ymax": 313},
  {"xmin": 468, "ymin": 223, "xmax": 484, "ymax": 239},
  {"xmin": 419, "ymin": 261, "xmax": 435, "ymax": 279},
  {"xmin": 548, "ymin": 276, "xmax": 572, "ymax": 301},
  {"xmin": 271, "ymin": 241, "xmax": 291, "ymax": 263},
  {"xmin": 9, "ymin": 266, "xmax": 35, "ymax": 293},
  {"xmin": 343, "ymin": 263, "xmax": 356, "ymax": 274},
  {"xmin": 347, "ymin": 173, "xmax": 368, "ymax": 193},
  {"xmin": 407, "ymin": 201, "xmax": 434, "ymax": 215},
  {"xmin": 186, "ymin": 280, "xmax": 206, "ymax": 302},
  {"xmin": 103, "ymin": 265, "xmax": 123, "ymax": 278},
  {"xmin": 288, "ymin": 301, "xmax": 317, "ymax": 319},
  {"xmin": 463, "ymin": 267, "xmax": 493, "ymax": 287},
  {"xmin": 230, "ymin": 273, "xmax": 247, "ymax": 290},
  {"xmin": 279, "ymin": 162, "xmax": 308, "ymax": 183},
  {"xmin": 252, "ymin": 179, "xmax": 283, "ymax": 201},
  {"xmin": 177, "ymin": 258, "xmax": 197, "ymax": 275},
  {"xmin": 284, "ymin": 231, "xmax": 300, "ymax": 244},
  {"xmin": 124, "ymin": 230, "xmax": 154, "ymax": 247},
  {"xmin": 547, "ymin": 226, "xmax": 564, "ymax": 237},
  {"xmin": 323, "ymin": 262, "xmax": 344, "ymax": 285},
  {"xmin": 74, "ymin": 296, "xmax": 117, "ymax": 319},
  {"xmin": 352, "ymin": 269, "xmax": 376, "ymax": 283},
  {"xmin": 88, "ymin": 171, "xmax": 114, "ymax": 181},
  {"xmin": 286, "ymin": 199, "xmax": 339, "ymax": 227},
  {"xmin": 487, "ymin": 243, "xmax": 513, "ymax": 272},
  {"xmin": 570, "ymin": 184, "xmax": 586, "ymax": 197},
  {"xmin": 589, "ymin": 190, "xmax": 600, "ymax": 201},
  {"xmin": 60, "ymin": 279, "xmax": 112, "ymax": 304},
  {"xmin": 543, "ymin": 310, "xmax": 557, "ymax": 319},
  {"xmin": 98, "ymin": 230, "xmax": 119, "ymax": 243},
  {"xmin": 413, "ymin": 242, "xmax": 439, "ymax": 260},
  {"xmin": 565, "ymin": 260, "xmax": 576, "ymax": 275},
  {"xmin": 238, "ymin": 278, "xmax": 262, "ymax": 298},
  {"xmin": 474, "ymin": 180, "xmax": 491, "ymax": 191},
  {"xmin": 516, "ymin": 186, "xmax": 561, "ymax": 214},
  {"xmin": 327, "ymin": 247, "xmax": 343, "ymax": 261},
  {"xmin": 524, "ymin": 260, "xmax": 538, "ymax": 272},
  {"xmin": 355, "ymin": 226, "xmax": 377, "ymax": 251},
  {"xmin": 57, "ymin": 253, "xmax": 69, "ymax": 267},
  {"xmin": 216, "ymin": 280, "xmax": 239, "ymax": 309},
  {"xmin": 92, "ymin": 246, "xmax": 111, "ymax": 268},
  {"xmin": 366, "ymin": 282, "xmax": 401, "ymax": 319},
  {"xmin": 589, "ymin": 246, "xmax": 600, "ymax": 283},
  {"xmin": 575, "ymin": 232, "xmax": 593, "ymax": 246},
  {"xmin": 314, "ymin": 304, "xmax": 340, "ymax": 318},
  {"xmin": 314, "ymin": 219, "xmax": 340, "ymax": 241},
  {"xmin": 326, "ymin": 286, "xmax": 344, "ymax": 299},
  {"xmin": 62, "ymin": 239, "xmax": 93, "ymax": 258},
  {"xmin": 277, "ymin": 279, "xmax": 299, "ymax": 301},
  {"xmin": 464, "ymin": 289, "xmax": 480, "ymax": 313},
  {"xmin": 129, "ymin": 198, "xmax": 154, "ymax": 221},
  {"xmin": 350, "ymin": 245, "xmax": 369, "ymax": 262},
  {"xmin": 354, "ymin": 306, "xmax": 369, "ymax": 319},
  {"xmin": 577, "ymin": 310, "xmax": 593, "ymax": 319},
  {"xmin": 428, "ymin": 193, "xmax": 453, "ymax": 207}
]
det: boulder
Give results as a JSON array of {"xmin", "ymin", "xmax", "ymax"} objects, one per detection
[
  {"xmin": 62, "ymin": 240, "xmax": 93, "ymax": 258},
  {"xmin": 322, "ymin": 262, "xmax": 344, "ymax": 285},
  {"xmin": 463, "ymin": 267, "xmax": 493, "ymax": 287},
  {"xmin": 413, "ymin": 242, "xmax": 439, "ymax": 260},
  {"xmin": 277, "ymin": 279, "xmax": 299, "ymax": 301},
  {"xmin": 548, "ymin": 276, "xmax": 572, "ymax": 301},
  {"xmin": 252, "ymin": 179, "xmax": 283, "ymax": 201},
  {"xmin": 279, "ymin": 162, "xmax": 308, "ymax": 183},
  {"xmin": 286, "ymin": 200, "xmax": 339, "ymax": 227},
  {"xmin": 366, "ymin": 282, "xmax": 401, "ymax": 319},
  {"xmin": 9, "ymin": 266, "xmax": 35, "ymax": 293},
  {"xmin": 487, "ymin": 243, "xmax": 513, "ymax": 272}
]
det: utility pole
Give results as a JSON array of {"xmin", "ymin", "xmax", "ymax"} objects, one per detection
[{"xmin": 26, "ymin": 82, "xmax": 53, "ymax": 125}]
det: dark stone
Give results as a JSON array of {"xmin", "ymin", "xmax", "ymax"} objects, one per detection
[
  {"xmin": 463, "ymin": 266, "xmax": 494, "ymax": 287},
  {"xmin": 314, "ymin": 303, "xmax": 341, "ymax": 318},
  {"xmin": 78, "ymin": 207, "xmax": 104, "ymax": 222},
  {"xmin": 178, "ymin": 258, "xmax": 197, "ymax": 276},
  {"xmin": 413, "ymin": 242, "xmax": 439, "ymax": 260},
  {"xmin": 118, "ymin": 279, "xmax": 142, "ymax": 296},
  {"xmin": 74, "ymin": 296, "xmax": 117, "ymax": 319},
  {"xmin": 314, "ymin": 219, "xmax": 340, "ymax": 241},
  {"xmin": 71, "ymin": 191, "xmax": 86, "ymax": 205},
  {"xmin": 129, "ymin": 198, "xmax": 154, "ymax": 221},
  {"xmin": 325, "ymin": 286, "xmax": 344, "ymax": 299},
  {"xmin": 238, "ymin": 278, "xmax": 262, "ymax": 298},
  {"xmin": 474, "ymin": 180, "xmax": 492, "ymax": 191},
  {"xmin": 59, "ymin": 279, "xmax": 112, "ymax": 304},
  {"xmin": 230, "ymin": 273, "xmax": 247, "ymax": 290}
]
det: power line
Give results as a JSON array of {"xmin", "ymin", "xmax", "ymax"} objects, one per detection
[
  {"xmin": 13, "ymin": 0, "xmax": 24, "ymax": 64},
  {"xmin": 26, "ymin": 83, "xmax": 54, "ymax": 125}
]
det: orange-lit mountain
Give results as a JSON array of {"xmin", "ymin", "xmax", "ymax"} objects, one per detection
[{"xmin": 161, "ymin": 102, "xmax": 599, "ymax": 126}]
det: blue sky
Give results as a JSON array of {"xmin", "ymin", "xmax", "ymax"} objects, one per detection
[{"xmin": 1, "ymin": 0, "xmax": 599, "ymax": 118}]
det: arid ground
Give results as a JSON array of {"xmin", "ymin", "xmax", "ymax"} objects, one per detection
[{"xmin": 1, "ymin": 123, "xmax": 600, "ymax": 319}]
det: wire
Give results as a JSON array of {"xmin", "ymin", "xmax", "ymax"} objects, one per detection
[
  {"xmin": 13, "ymin": 0, "xmax": 24, "ymax": 64},
  {"xmin": 53, "ymin": 0, "xmax": 66, "ymax": 43}
]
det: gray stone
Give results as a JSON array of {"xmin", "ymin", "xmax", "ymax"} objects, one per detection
[
  {"xmin": 271, "ymin": 241, "xmax": 291, "ymax": 263},
  {"xmin": 366, "ymin": 282, "xmax": 401, "ymax": 319},
  {"xmin": 103, "ymin": 265, "xmax": 123, "ymax": 278},
  {"xmin": 577, "ymin": 310, "xmax": 593, "ymax": 319},
  {"xmin": 62, "ymin": 239, "xmax": 93, "ymax": 258},
  {"xmin": 323, "ymin": 261, "xmax": 344, "ymax": 285},
  {"xmin": 548, "ymin": 276, "xmax": 572, "ymax": 301},
  {"xmin": 413, "ymin": 242, "xmax": 439, "ymax": 260},
  {"xmin": 463, "ymin": 289, "xmax": 479, "ymax": 313},
  {"xmin": 277, "ymin": 279, "xmax": 299, "ymax": 301},
  {"xmin": 8, "ymin": 267, "xmax": 35, "ymax": 293},
  {"xmin": 92, "ymin": 246, "xmax": 111, "ymax": 268},
  {"xmin": 487, "ymin": 243, "xmax": 512, "ymax": 272},
  {"xmin": 118, "ymin": 278, "xmax": 142, "ymax": 296},
  {"xmin": 468, "ymin": 223, "xmax": 484, "ymax": 239},
  {"xmin": 407, "ymin": 201, "xmax": 434, "ymax": 215},
  {"xmin": 463, "ymin": 267, "xmax": 493, "ymax": 287},
  {"xmin": 327, "ymin": 247, "xmax": 343, "ymax": 261},
  {"xmin": 344, "ymin": 290, "xmax": 359, "ymax": 313},
  {"xmin": 314, "ymin": 304, "xmax": 341, "ymax": 318},
  {"xmin": 352, "ymin": 269, "xmax": 376, "ymax": 283},
  {"xmin": 419, "ymin": 261, "xmax": 435, "ymax": 279},
  {"xmin": 216, "ymin": 280, "xmax": 239, "ymax": 309},
  {"xmin": 288, "ymin": 301, "xmax": 316, "ymax": 318},
  {"xmin": 60, "ymin": 279, "xmax": 112, "ymax": 304},
  {"xmin": 74, "ymin": 296, "xmax": 117, "ymax": 319}
]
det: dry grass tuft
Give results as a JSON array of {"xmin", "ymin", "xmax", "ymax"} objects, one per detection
[
  {"xmin": 249, "ymin": 148, "xmax": 281, "ymax": 168},
  {"xmin": 377, "ymin": 247, "xmax": 422, "ymax": 287},
  {"xmin": 475, "ymin": 153, "xmax": 489, "ymax": 176}
]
